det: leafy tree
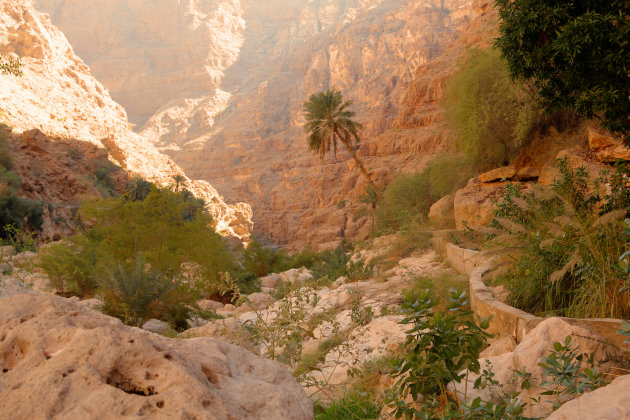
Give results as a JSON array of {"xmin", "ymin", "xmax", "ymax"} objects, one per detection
[{"xmin": 495, "ymin": 0, "xmax": 630, "ymax": 138}]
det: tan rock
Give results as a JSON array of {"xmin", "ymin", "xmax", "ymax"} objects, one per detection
[
  {"xmin": 260, "ymin": 273, "xmax": 282, "ymax": 289},
  {"xmin": 247, "ymin": 292, "xmax": 274, "ymax": 309},
  {"xmin": 454, "ymin": 179, "xmax": 509, "ymax": 229},
  {"xmin": 429, "ymin": 194, "xmax": 455, "ymax": 228},
  {"xmin": 539, "ymin": 147, "xmax": 609, "ymax": 187},
  {"xmin": 0, "ymin": 294, "xmax": 313, "ymax": 419},
  {"xmin": 478, "ymin": 166, "xmax": 517, "ymax": 183},
  {"xmin": 515, "ymin": 166, "xmax": 540, "ymax": 181},
  {"xmin": 197, "ymin": 299, "xmax": 225, "ymax": 312},
  {"xmin": 480, "ymin": 335, "xmax": 517, "ymax": 358},
  {"xmin": 547, "ymin": 374, "xmax": 630, "ymax": 420},
  {"xmin": 587, "ymin": 127, "xmax": 630, "ymax": 163}
]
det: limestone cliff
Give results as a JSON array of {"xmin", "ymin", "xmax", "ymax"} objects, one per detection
[
  {"xmin": 33, "ymin": 0, "xmax": 494, "ymax": 249},
  {"xmin": 0, "ymin": 0, "xmax": 252, "ymax": 239}
]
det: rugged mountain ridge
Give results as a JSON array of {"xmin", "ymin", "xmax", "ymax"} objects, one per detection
[
  {"xmin": 33, "ymin": 0, "xmax": 494, "ymax": 249},
  {"xmin": 0, "ymin": 0, "xmax": 252, "ymax": 239}
]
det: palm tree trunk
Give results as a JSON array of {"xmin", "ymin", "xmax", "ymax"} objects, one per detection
[{"xmin": 341, "ymin": 142, "xmax": 398, "ymax": 230}]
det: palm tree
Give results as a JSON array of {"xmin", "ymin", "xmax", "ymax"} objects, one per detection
[
  {"xmin": 172, "ymin": 174, "xmax": 186, "ymax": 192},
  {"xmin": 359, "ymin": 186, "xmax": 379, "ymax": 234},
  {"xmin": 303, "ymin": 90, "xmax": 396, "ymax": 227},
  {"xmin": 303, "ymin": 90, "xmax": 385, "ymax": 200}
]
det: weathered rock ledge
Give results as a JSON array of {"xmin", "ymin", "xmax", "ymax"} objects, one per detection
[{"xmin": 0, "ymin": 294, "xmax": 313, "ymax": 420}]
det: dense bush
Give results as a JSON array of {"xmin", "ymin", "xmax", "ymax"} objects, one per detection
[
  {"xmin": 495, "ymin": 0, "xmax": 630, "ymax": 137},
  {"xmin": 0, "ymin": 128, "xmax": 43, "ymax": 239},
  {"xmin": 40, "ymin": 187, "xmax": 232, "ymax": 327},
  {"xmin": 376, "ymin": 154, "xmax": 470, "ymax": 230},
  {"xmin": 445, "ymin": 48, "xmax": 546, "ymax": 172},
  {"xmin": 99, "ymin": 257, "xmax": 200, "ymax": 330},
  {"xmin": 488, "ymin": 160, "xmax": 629, "ymax": 318}
]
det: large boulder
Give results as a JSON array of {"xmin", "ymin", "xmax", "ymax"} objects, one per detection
[
  {"xmin": 428, "ymin": 194, "xmax": 455, "ymax": 228},
  {"xmin": 587, "ymin": 127, "xmax": 630, "ymax": 163},
  {"xmin": 449, "ymin": 317, "xmax": 622, "ymax": 418},
  {"xmin": 0, "ymin": 294, "xmax": 313, "ymax": 419},
  {"xmin": 453, "ymin": 179, "xmax": 509, "ymax": 229}
]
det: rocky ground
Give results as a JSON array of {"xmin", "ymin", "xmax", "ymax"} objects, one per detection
[{"xmin": 1, "ymin": 232, "xmax": 630, "ymax": 418}]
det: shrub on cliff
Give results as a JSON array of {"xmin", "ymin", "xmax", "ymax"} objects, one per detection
[
  {"xmin": 445, "ymin": 48, "xmax": 544, "ymax": 172},
  {"xmin": 376, "ymin": 154, "xmax": 470, "ymax": 230},
  {"xmin": 495, "ymin": 0, "xmax": 630, "ymax": 138},
  {"xmin": 0, "ymin": 127, "xmax": 43, "ymax": 239}
]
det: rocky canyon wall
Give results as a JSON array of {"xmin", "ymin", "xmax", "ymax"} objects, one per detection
[
  {"xmin": 0, "ymin": 0, "xmax": 252, "ymax": 239},
  {"xmin": 32, "ymin": 0, "xmax": 495, "ymax": 249}
]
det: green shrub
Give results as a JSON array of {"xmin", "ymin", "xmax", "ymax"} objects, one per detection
[
  {"xmin": 386, "ymin": 288, "xmax": 491, "ymax": 418},
  {"xmin": 488, "ymin": 160, "xmax": 629, "ymax": 318},
  {"xmin": 240, "ymin": 238, "xmax": 290, "ymax": 277},
  {"xmin": 314, "ymin": 390, "xmax": 382, "ymax": 420},
  {"xmin": 39, "ymin": 238, "xmax": 106, "ymax": 296},
  {"xmin": 40, "ymin": 187, "xmax": 232, "ymax": 300},
  {"xmin": 99, "ymin": 256, "xmax": 199, "ymax": 330},
  {"xmin": 445, "ymin": 48, "xmax": 545, "ymax": 172},
  {"xmin": 0, "ymin": 129, "xmax": 44, "ymax": 238},
  {"xmin": 376, "ymin": 154, "xmax": 472, "ymax": 232}
]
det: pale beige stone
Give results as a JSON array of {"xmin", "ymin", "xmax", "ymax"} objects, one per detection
[
  {"xmin": 0, "ymin": 294, "xmax": 313, "ymax": 419},
  {"xmin": 547, "ymin": 374, "xmax": 630, "ymax": 420}
]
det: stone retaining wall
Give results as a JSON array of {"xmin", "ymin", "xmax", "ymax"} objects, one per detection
[{"xmin": 433, "ymin": 233, "xmax": 626, "ymax": 347}]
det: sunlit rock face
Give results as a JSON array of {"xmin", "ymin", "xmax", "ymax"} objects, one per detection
[
  {"xmin": 0, "ymin": 0, "xmax": 252, "ymax": 239},
  {"xmin": 33, "ymin": 0, "xmax": 494, "ymax": 249}
]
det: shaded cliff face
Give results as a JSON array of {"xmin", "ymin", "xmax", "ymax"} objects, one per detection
[
  {"xmin": 33, "ymin": 0, "xmax": 494, "ymax": 249},
  {"xmin": 0, "ymin": 0, "xmax": 252, "ymax": 239}
]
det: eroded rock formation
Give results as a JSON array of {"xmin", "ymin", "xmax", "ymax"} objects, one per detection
[
  {"xmin": 0, "ymin": 0, "xmax": 252, "ymax": 239},
  {"xmin": 33, "ymin": 0, "xmax": 495, "ymax": 249},
  {"xmin": 0, "ymin": 294, "xmax": 314, "ymax": 419}
]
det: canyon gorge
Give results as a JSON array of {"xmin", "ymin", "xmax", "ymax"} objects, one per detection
[{"xmin": 32, "ymin": 0, "xmax": 495, "ymax": 249}]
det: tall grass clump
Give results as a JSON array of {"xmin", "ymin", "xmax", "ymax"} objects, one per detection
[{"xmin": 487, "ymin": 160, "xmax": 630, "ymax": 318}]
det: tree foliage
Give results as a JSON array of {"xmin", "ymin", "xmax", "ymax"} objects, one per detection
[{"xmin": 495, "ymin": 0, "xmax": 630, "ymax": 137}]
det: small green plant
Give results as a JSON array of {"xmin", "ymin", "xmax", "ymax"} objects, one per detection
[
  {"xmin": 1, "ymin": 224, "xmax": 37, "ymax": 253},
  {"xmin": 350, "ymin": 299, "xmax": 374, "ymax": 326},
  {"xmin": 537, "ymin": 336, "xmax": 609, "ymax": 411},
  {"xmin": 314, "ymin": 390, "xmax": 382, "ymax": 420},
  {"xmin": 619, "ymin": 320, "xmax": 630, "ymax": 345},
  {"xmin": 93, "ymin": 167, "xmax": 117, "ymax": 197},
  {"xmin": 244, "ymin": 287, "xmax": 319, "ymax": 367},
  {"xmin": 386, "ymin": 288, "xmax": 491, "ymax": 418},
  {"xmin": 0, "ymin": 54, "xmax": 23, "ymax": 76}
]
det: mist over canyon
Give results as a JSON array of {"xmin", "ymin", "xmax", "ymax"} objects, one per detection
[{"xmin": 33, "ymin": 0, "xmax": 493, "ymax": 249}]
